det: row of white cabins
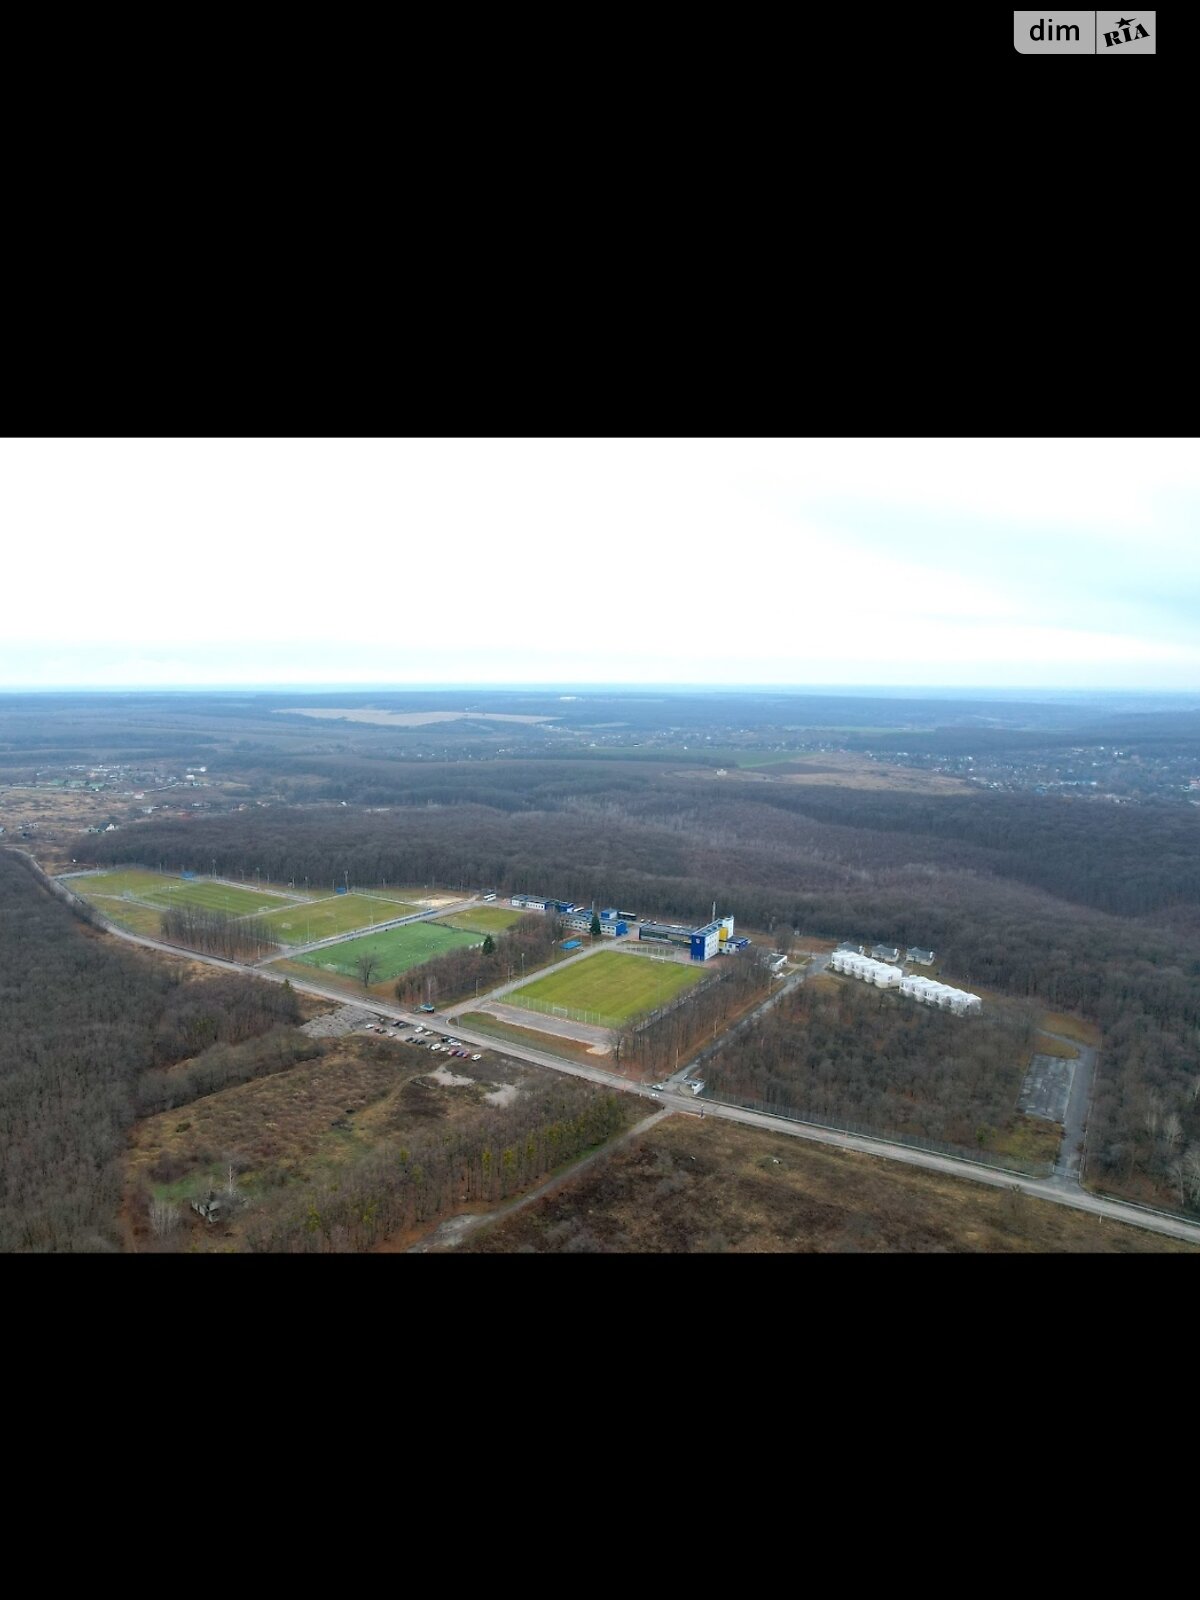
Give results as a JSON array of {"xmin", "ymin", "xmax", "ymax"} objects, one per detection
[{"xmin": 830, "ymin": 943, "xmax": 981, "ymax": 1015}]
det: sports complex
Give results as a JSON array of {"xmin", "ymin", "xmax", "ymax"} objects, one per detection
[
  {"xmin": 500, "ymin": 947, "xmax": 709, "ymax": 1028},
  {"xmin": 60, "ymin": 865, "xmax": 745, "ymax": 1049}
]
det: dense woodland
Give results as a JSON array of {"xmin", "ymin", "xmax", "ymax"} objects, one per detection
[
  {"xmin": 704, "ymin": 981, "xmax": 1037, "ymax": 1161},
  {"xmin": 0, "ymin": 852, "xmax": 301, "ymax": 1250},
  {"xmin": 9, "ymin": 687, "xmax": 1200, "ymax": 1229},
  {"xmin": 83, "ymin": 756, "xmax": 1200, "ymax": 1213}
]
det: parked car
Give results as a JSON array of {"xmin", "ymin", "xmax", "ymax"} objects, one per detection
[{"xmin": 472, "ymin": 1054, "xmax": 482, "ymax": 1061}]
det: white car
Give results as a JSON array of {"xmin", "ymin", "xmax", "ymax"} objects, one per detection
[{"xmin": 472, "ymin": 1053, "xmax": 482, "ymax": 1061}]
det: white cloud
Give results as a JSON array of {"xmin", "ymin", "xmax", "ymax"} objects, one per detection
[{"xmin": 2, "ymin": 437, "xmax": 1199, "ymax": 687}]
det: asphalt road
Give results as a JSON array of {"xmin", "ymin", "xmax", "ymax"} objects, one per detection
[{"xmin": 16, "ymin": 852, "xmax": 1200, "ymax": 1249}]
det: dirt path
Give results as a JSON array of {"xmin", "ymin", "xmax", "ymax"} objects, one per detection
[{"xmin": 404, "ymin": 1108, "xmax": 672, "ymax": 1252}]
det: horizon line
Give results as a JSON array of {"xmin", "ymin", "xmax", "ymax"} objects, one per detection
[{"xmin": 3, "ymin": 682, "xmax": 1200, "ymax": 697}]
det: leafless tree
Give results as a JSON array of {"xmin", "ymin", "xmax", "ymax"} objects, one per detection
[
  {"xmin": 1162, "ymin": 1110, "xmax": 1183, "ymax": 1148},
  {"xmin": 356, "ymin": 953, "xmax": 379, "ymax": 989},
  {"xmin": 1143, "ymin": 1092, "xmax": 1163, "ymax": 1140},
  {"xmin": 149, "ymin": 1198, "xmax": 179, "ymax": 1237}
]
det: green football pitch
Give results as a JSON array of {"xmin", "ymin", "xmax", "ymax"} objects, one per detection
[
  {"xmin": 508, "ymin": 948, "xmax": 707, "ymax": 1026},
  {"xmin": 437, "ymin": 905, "xmax": 524, "ymax": 935},
  {"xmin": 255, "ymin": 894, "xmax": 420, "ymax": 945},
  {"xmin": 294, "ymin": 920, "xmax": 481, "ymax": 981},
  {"xmin": 142, "ymin": 880, "xmax": 297, "ymax": 916}
]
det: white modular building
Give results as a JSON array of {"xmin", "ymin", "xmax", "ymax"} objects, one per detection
[
  {"xmin": 834, "ymin": 963, "xmax": 982, "ymax": 1013},
  {"xmin": 898, "ymin": 975, "xmax": 981, "ymax": 1013},
  {"xmin": 828, "ymin": 952, "xmax": 902, "ymax": 986}
]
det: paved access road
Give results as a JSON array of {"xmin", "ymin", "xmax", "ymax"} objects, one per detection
[{"xmin": 17, "ymin": 852, "xmax": 1200, "ymax": 1249}]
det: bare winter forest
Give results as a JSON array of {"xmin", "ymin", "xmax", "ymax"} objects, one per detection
[{"xmin": 5, "ymin": 686, "xmax": 1200, "ymax": 1244}]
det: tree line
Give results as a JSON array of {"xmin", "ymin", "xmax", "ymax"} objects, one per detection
[
  {"xmin": 159, "ymin": 904, "xmax": 281, "ymax": 962},
  {"xmin": 0, "ymin": 850, "xmax": 301, "ymax": 1251},
  {"xmin": 80, "ymin": 765, "xmax": 1200, "ymax": 1215},
  {"xmin": 391, "ymin": 911, "xmax": 565, "ymax": 1007},
  {"xmin": 617, "ymin": 952, "xmax": 773, "ymax": 1074}
]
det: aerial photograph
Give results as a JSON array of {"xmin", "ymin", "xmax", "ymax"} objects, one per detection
[{"xmin": 2, "ymin": 435, "xmax": 1199, "ymax": 1254}]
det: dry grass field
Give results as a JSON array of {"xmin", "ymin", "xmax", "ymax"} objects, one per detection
[
  {"xmin": 460, "ymin": 1115, "xmax": 1196, "ymax": 1253},
  {"xmin": 126, "ymin": 1033, "xmax": 500, "ymax": 1247},
  {"xmin": 725, "ymin": 752, "xmax": 975, "ymax": 794},
  {"xmin": 1033, "ymin": 1031, "xmax": 1079, "ymax": 1059},
  {"xmin": 1038, "ymin": 1010, "xmax": 1103, "ymax": 1048}
]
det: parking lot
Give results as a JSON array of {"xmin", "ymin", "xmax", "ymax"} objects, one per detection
[{"xmin": 1018, "ymin": 1053, "xmax": 1076, "ymax": 1123}]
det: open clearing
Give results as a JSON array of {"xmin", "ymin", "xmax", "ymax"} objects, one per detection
[
  {"xmin": 437, "ymin": 905, "xmax": 524, "ymax": 934},
  {"xmin": 254, "ymin": 893, "xmax": 415, "ymax": 944},
  {"xmin": 279, "ymin": 707, "xmax": 559, "ymax": 727},
  {"xmin": 461, "ymin": 1115, "xmax": 1199, "ymax": 1253},
  {"xmin": 294, "ymin": 920, "xmax": 481, "ymax": 982},
  {"xmin": 727, "ymin": 751, "xmax": 975, "ymax": 795},
  {"xmin": 1038, "ymin": 1010, "xmax": 1102, "ymax": 1048},
  {"xmin": 508, "ymin": 947, "xmax": 708, "ymax": 1026},
  {"xmin": 123, "ymin": 1033, "xmax": 643, "ymax": 1253}
]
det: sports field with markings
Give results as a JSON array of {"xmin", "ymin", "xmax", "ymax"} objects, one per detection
[
  {"xmin": 508, "ymin": 948, "xmax": 708, "ymax": 1026},
  {"xmin": 294, "ymin": 921, "xmax": 482, "ymax": 981},
  {"xmin": 68, "ymin": 868, "xmax": 184, "ymax": 898},
  {"xmin": 437, "ymin": 905, "xmax": 524, "ymax": 935},
  {"xmin": 253, "ymin": 893, "xmax": 420, "ymax": 944},
  {"xmin": 68, "ymin": 869, "xmax": 311, "ymax": 916},
  {"xmin": 149, "ymin": 880, "xmax": 294, "ymax": 915}
]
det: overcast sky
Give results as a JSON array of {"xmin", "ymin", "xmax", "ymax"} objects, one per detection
[{"xmin": 3, "ymin": 437, "xmax": 1198, "ymax": 690}]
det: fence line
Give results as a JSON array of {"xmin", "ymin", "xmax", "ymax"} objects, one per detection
[{"xmin": 699, "ymin": 1089, "xmax": 1056, "ymax": 1178}]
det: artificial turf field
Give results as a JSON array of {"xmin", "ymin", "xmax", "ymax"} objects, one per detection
[
  {"xmin": 294, "ymin": 920, "xmax": 481, "ymax": 981},
  {"xmin": 508, "ymin": 947, "xmax": 708, "ymax": 1026}
]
